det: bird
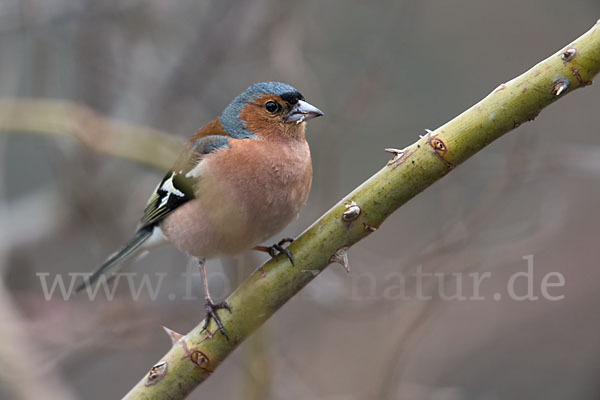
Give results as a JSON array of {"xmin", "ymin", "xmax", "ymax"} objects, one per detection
[{"xmin": 77, "ymin": 82, "xmax": 324, "ymax": 339}]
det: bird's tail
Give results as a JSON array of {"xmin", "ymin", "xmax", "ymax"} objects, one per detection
[{"xmin": 76, "ymin": 227, "xmax": 154, "ymax": 293}]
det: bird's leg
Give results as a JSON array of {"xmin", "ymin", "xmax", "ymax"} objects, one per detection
[
  {"xmin": 198, "ymin": 258, "xmax": 231, "ymax": 340},
  {"xmin": 253, "ymin": 237, "xmax": 295, "ymax": 266}
]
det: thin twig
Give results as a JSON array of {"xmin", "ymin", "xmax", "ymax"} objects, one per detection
[{"xmin": 0, "ymin": 99, "xmax": 183, "ymax": 170}]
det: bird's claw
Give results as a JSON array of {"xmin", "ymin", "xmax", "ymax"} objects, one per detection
[
  {"xmin": 267, "ymin": 238, "xmax": 295, "ymax": 266},
  {"xmin": 253, "ymin": 238, "xmax": 295, "ymax": 265},
  {"xmin": 202, "ymin": 298, "xmax": 232, "ymax": 340}
]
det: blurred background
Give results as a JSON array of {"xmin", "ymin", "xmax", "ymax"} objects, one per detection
[{"xmin": 1, "ymin": 0, "xmax": 599, "ymax": 399}]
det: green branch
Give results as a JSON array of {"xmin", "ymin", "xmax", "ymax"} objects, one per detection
[{"xmin": 122, "ymin": 21, "xmax": 600, "ymax": 399}]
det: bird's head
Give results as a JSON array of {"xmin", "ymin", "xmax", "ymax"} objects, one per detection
[{"xmin": 219, "ymin": 82, "xmax": 324, "ymax": 140}]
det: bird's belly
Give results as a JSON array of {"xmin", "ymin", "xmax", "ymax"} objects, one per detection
[{"xmin": 160, "ymin": 164, "xmax": 311, "ymax": 258}]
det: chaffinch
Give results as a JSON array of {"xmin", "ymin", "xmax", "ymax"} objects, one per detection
[{"xmin": 78, "ymin": 82, "xmax": 323, "ymax": 339}]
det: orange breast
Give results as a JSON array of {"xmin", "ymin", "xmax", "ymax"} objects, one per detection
[{"xmin": 160, "ymin": 137, "xmax": 312, "ymax": 258}]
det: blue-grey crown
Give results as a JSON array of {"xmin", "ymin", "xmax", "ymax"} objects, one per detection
[{"xmin": 219, "ymin": 82, "xmax": 300, "ymax": 139}]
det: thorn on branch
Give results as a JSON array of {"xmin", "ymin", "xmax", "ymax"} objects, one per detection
[
  {"xmin": 385, "ymin": 147, "xmax": 413, "ymax": 167},
  {"xmin": 561, "ymin": 47, "xmax": 577, "ymax": 63},
  {"xmin": 145, "ymin": 361, "xmax": 168, "ymax": 386},
  {"xmin": 162, "ymin": 326, "xmax": 184, "ymax": 346},
  {"xmin": 551, "ymin": 78, "xmax": 569, "ymax": 96},
  {"xmin": 419, "ymin": 128, "xmax": 433, "ymax": 139},
  {"xmin": 342, "ymin": 201, "xmax": 361, "ymax": 222},
  {"xmin": 385, "ymin": 148, "xmax": 405, "ymax": 165},
  {"xmin": 329, "ymin": 246, "xmax": 350, "ymax": 273}
]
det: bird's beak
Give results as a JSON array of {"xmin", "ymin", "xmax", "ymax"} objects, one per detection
[{"xmin": 284, "ymin": 100, "xmax": 324, "ymax": 124}]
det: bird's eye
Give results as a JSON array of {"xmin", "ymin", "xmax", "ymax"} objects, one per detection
[{"xmin": 265, "ymin": 101, "xmax": 280, "ymax": 113}]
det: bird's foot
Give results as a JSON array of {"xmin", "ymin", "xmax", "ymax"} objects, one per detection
[
  {"xmin": 202, "ymin": 298, "xmax": 232, "ymax": 340},
  {"xmin": 255, "ymin": 238, "xmax": 295, "ymax": 266}
]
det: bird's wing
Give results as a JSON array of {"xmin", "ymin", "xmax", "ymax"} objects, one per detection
[{"xmin": 140, "ymin": 133, "xmax": 231, "ymax": 228}]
